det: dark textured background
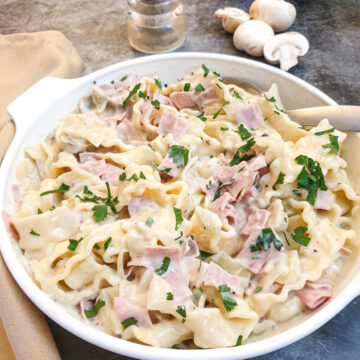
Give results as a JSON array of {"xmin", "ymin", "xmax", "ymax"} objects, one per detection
[{"xmin": 1, "ymin": 0, "xmax": 359, "ymax": 359}]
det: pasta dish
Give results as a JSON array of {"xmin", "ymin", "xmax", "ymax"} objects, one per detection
[{"xmin": 4, "ymin": 66, "xmax": 359, "ymax": 348}]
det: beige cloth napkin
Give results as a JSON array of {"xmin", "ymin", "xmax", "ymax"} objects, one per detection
[{"xmin": 0, "ymin": 30, "xmax": 83, "ymax": 359}]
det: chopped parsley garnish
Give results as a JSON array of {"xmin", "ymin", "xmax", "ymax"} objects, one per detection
[
  {"xmin": 121, "ymin": 75, "xmax": 127, "ymax": 81},
  {"xmin": 238, "ymin": 137, "xmax": 255, "ymax": 152},
  {"xmin": 200, "ymin": 250, "xmax": 214, "ymax": 261},
  {"xmin": 173, "ymin": 207, "xmax": 184, "ymax": 230},
  {"xmin": 67, "ymin": 237, "xmax": 83, "ymax": 251},
  {"xmin": 84, "ymin": 300, "xmax": 105, "ymax": 318},
  {"xmin": 197, "ymin": 112, "xmax": 207, "ymax": 121},
  {"xmin": 213, "ymin": 71, "xmax": 221, "ymax": 77},
  {"xmin": 121, "ymin": 317, "xmax": 138, "ymax": 328},
  {"xmin": 282, "ymin": 231, "xmax": 290, "ymax": 246},
  {"xmin": 184, "ymin": 83, "xmax": 191, "ymax": 92},
  {"xmin": 176, "ymin": 305, "xmax": 186, "ymax": 318},
  {"xmin": 235, "ymin": 335, "xmax": 243, "ymax": 346},
  {"xmin": 168, "ymin": 145, "xmax": 189, "ymax": 168},
  {"xmin": 213, "ymin": 101, "xmax": 230, "ymax": 119},
  {"xmin": 155, "ymin": 257, "xmax": 170, "ymax": 275},
  {"xmin": 104, "ymin": 237, "xmax": 112, "ymax": 251},
  {"xmin": 295, "ymin": 155, "xmax": 327, "ymax": 205},
  {"xmin": 202, "ymin": 64, "xmax": 209, "ymax": 77},
  {"xmin": 93, "ymin": 243, "xmax": 100, "ymax": 250},
  {"xmin": 229, "ymin": 152, "xmax": 254, "ymax": 166},
  {"xmin": 220, "ymin": 127, "xmax": 229, "ymax": 131},
  {"xmin": 195, "ymin": 84, "xmax": 205, "ymax": 92},
  {"xmin": 37, "ymin": 208, "xmax": 43, "ymax": 214},
  {"xmin": 40, "ymin": 183, "xmax": 70, "ymax": 196},
  {"xmin": 236, "ymin": 124, "xmax": 251, "ymax": 140},
  {"xmin": 272, "ymin": 172, "xmax": 285, "ymax": 190},
  {"xmin": 151, "ymin": 161, "xmax": 171, "ymax": 174},
  {"xmin": 174, "ymin": 231, "xmax": 183, "ymax": 241},
  {"xmin": 299, "ymin": 126, "xmax": 309, "ymax": 131},
  {"xmin": 138, "ymin": 91, "xmax": 146, "ymax": 99},
  {"xmin": 254, "ymin": 286, "xmax": 263, "ymax": 294},
  {"xmin": 250, "ymin": 228, "xmax": 283, "ymax": 252},
  {"xmin": 274, "ymin": 110, "xmax": 280, "ymax": 115},
  {"xmin": 216, "ymin": 83, "xmax": 222, "ymax": 89},
  {"xmin": 264, "ymin": 94, "xmax": 276, "ymax": 103},
  {"xmin": 145, "ymin": 217, "xmax": 154, "ymax": 227},
  {"xmin": 252, "ymin": 174, "xmax": 258, "ymax": 186},
  {"xmin": 219, "ymin": 284, "xmax": 237, "ymax": 312},
  {"xmin": 229, "ymin": 87, "xmax": 243, "ymax": 99},
  {"xmin": 166, "ymin": 292, "xmax": 173, "ymax": 300},
  {"xmin": 154, "ymin": 78, "xmax": 162, "ymax": 89},
  {"xmin": 30, "ymin": 229, "xmax": 40, "ymax": 236},
  {"xmin": 315, "ymin": 128, "xmax": 335, "ymax": 136},
  {"xmin": 92, "ymin": 205, "xmax": 108, "ymax": 222},
  {"xmin": 322, "ymin": 134, "xmax": 339, "ymax": 154},
  {"xmin": 151, "ymin": 99, "xmax": 160, "ymax": 110},
  {"xmin": 291, "ymin": 226, "xmax": 311, "ymax": 246},
  {"xmin": 293, "ymin": 189, "xmax": 302, "ymax": 197},
  {"xmin": 139, "ymin": 171, "xmax": 146, "ymax": 180},
  {"xmin": 119, "ymin": 172, "xmax": 126, "ymax": 181},
  {"xmin": 122, "ymin": 83, "xmax": 141, "ymax": 108},
  {"xmin": 83, "ymin": 186, "xmax": 93, "ymax": 195},
  {"xmin": 213, "ymin": 181, "xmax": 222, "ymax": 201}
]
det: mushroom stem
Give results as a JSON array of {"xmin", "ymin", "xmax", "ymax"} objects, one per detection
[{"xmin": 278, "ymin": 45, "xmax": 299, "ymax": 71}]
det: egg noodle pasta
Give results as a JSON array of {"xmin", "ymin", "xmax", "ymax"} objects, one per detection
[{"xmin": 5, "ymin": 66, "xmax": 359, "ymax": 349}]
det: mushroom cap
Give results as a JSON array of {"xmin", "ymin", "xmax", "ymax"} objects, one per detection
[
  {"xmin": 250, "ymin": 0, "xmax": 296, "ymax": 33},
  {"xmin": 264, "ymin": 32, "xmax": 309, "ymax": 71},
  {"xmin": 214, "ymin": 7, "xmax": 250, "ymax": 33},
  {"xmin": 233, "ymin": 20, "xmax": 274, "ymax": 57}
]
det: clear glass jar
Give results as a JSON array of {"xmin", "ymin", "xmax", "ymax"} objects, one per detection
[{"xmin": 127, "ymin": 0, "xmax": 185, "ymax": 54}]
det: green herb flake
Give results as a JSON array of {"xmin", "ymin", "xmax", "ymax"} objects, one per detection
[
  {"xmin": 104, "ymin": 237, "xmax": 112, "ymax": 251},
  {"xmin": 184, "ymin": 83, "xmax": 191, "ymax": 92},
  {"xmin": 219, "ymin": 284, "xmax": 237, "ymax": 312},
  {"xmin": 166, "ymin": 292, "xmax": 173, "ymax": 301},
  {"xmin": 216, "ymin": 83, "xmax": 222, "ymax": 89},
  {"xmin": 138, "ymin": 91, "xmax": 147, "ymax": 99},
  {"xmin": 299, "ymin": 126, "xmax": 309, "ymax": 131},
  {"xmin": 235, "ymin": 335, "xmax": 243, "ymax": 346},
  {"xmin": 83, "ymin": 186, "xmax": 93, "ymax": 195},
  {"xmin": 250, "ymin": 228, "xmax": 283, "ymax": 252},
  {"xmin": 322, "ymin": 134, "xmax": 339, "ymax": 154},
  {"xmin": 293, "ymin": 189, "xmax": 301, "ymax": 197},
  {"xmin": 213, "ymin": 71, "xmax": 221, "ymax": 77},
  {"xmin": 68, "ymin": 237, "xmax": 83, "ymax": 251},
  {"xmin": 282, "ymin": 231, "xmax": 290, "ymax": 246},
  {"xmin": 264, "ymin": 95, "xmax": 276, "ymax": 103},
  {"xmin": 254, "ymin": 286, "xmax": 263, "ymax": 294},
  {"xmin": 197, "ymin": 111, "xmax": 207, "ymax": 121},
  {"xmin": 92, "ymin": 205, "xmax": 108, "ymax": 222},
  {"xmin": 195, "ymin": 84, "xmax": 205, "ymax": 92},
  {"xmin": 155, "ymin": 256, "xmax": 171, "ymax": 276},
  {"xmin": 220, "ymin": 127, "xmax": 229, "ymax": 131},
  {"xmin": 176, "ymin": 305, "xmax": 186, "ymax": 318},
  {"xmin": 121, "ymin": 76, "xmax": 127, "ymax": 81},
  {"xmin": 274, "ymin": 110, "xmax": 280, "ymax": 115},
  {"xmin": 202, "ymin": 64, "xmax": 209, "ymax": 77},
  {"xmin": 122, "ymin": 83, "xmax": 141, "ymax": 108},
  {"xmin": 37, "ymin": 208, "xmax": 43, "ymax": 214},
  {"xmin": 295, "ymin": 155, "xmax": 327, "ymax": 205},
  {"xmin": 154, "ymin": 78, "xmax": 162, "ymax": 89},
  {"xmin": 151, "ymin": 161, "xmax": 171, "ymax": 174},
  {"xmin": 151, "ymin": 99, "xmax": 161, "ymax": 110},
  {"xmin": 213, "ymin": 101, "xmax": 230, "ymax": 119},
  {"xmin": 84, "ymin": 299, "xmax": 105, "ymax": 318},
  {"xmin": 291, "ymin": 226, "xmax": 311, "ymax": 246},
  {"xmin": 173, "ymin": 207, "xmax": 184, "ymax": 230},
  {"xmin": 229, "ymin": 88, "xmax": 243, "ymax": 100},
  {"xmin": 119, "ymin": 172, "xmax": 126, "ymax": 181},
  {"xmin": 315, "ymin": 128, "xmax": 335, "ymax": 136},
  {"xmin": 121, "ymin": 316, "xmax": 138, "ymax": 328},
  {"xmin": 139, "ymin": 171, "xmax": 146, "ymax": 180},
  {"xmin": 213, "ymin": 181, "xmax": 222, "ymax": 201},
  {"xmin": 236, "ymin": 124, "xmax": 251, "ymax": 140},
  {"xmin": 40, "ymin": 183, "xmax": 70, "ymax": 196},
  {"xmin": 200, "ymin": 250, "xmax": 214, "ymax": 261},
  {"xmin": 30, "ymin": 229, "xmax": 40, "ymax": 236},
  {"xmin": 272, "ymin": 172, "xmax": 285, "ymax": 190},
  {"xmin": 238, "ymin": 137, "xmax": 255, "ymax": 152},
  {"xmin": 145, "ymin": 217, "xmax": 154, "ymax": 227},
  {"xmin": 168, "ymin": 145, "xmax": 189, "ymax": 168},
  {"xmin": 229, "ymin": 152, "xmax": 254, "ymax": 166},
  {"xmin": 93, "ymin": 243, "xmax": 100, "ymax": 250}
]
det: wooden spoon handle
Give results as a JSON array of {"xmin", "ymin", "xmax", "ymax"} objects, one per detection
[{"xmin": 287, "ymin": 106, "xmax": 360, "ymax": 131}]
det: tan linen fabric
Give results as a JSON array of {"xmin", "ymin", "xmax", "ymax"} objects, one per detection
[{"xmin": 0, "ymin": 30, "xmax": 84, "ymax": 360}]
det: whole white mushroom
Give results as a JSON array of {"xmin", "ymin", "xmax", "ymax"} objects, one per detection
[
  {"xmin": 264, "ymin": 32, "xmax": 309, "ymax": 71},
  {"xmin": 250, "ymin": 0, "xmax": 297, "ymax": 32},
  {"xmin": 233, "ymin": 20, "xmax": 274, "ymax": 57},
  {"xmin": 214, "ymin": 7, "xmax": 250, "ymax": 33}
]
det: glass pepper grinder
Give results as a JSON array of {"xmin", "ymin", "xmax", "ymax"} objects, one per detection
[{"xmin": 127, "ymin": 0, "xmax": 185, "ymax": 54}]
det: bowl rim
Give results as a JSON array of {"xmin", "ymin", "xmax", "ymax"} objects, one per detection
[{"xmin": 1, "ymin": 52, "xmax": 360, "ymax": 360}]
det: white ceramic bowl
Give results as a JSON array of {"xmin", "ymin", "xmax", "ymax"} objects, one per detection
[{"xmin": 2, "ymin": 53, "xmax": 360, "ymax": 359}]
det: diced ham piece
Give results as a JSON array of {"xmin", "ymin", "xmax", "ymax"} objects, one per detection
[
  {"xmin": 101, "ymin": 112, "xmax": 127, "ymax": 127},
  {"xmin": 152, "ymin": 93, "xmax": 173, "ymax": 106},
  {"xmin": 172, "ymin": 116, "xmax": 190, "ymax": 140},
  {"xmin": 195, "ymin": 87, "xmax": 219, "ymax": 109},
  {"xmin": 80, "ymin": 158, "xmax": 107, "ymax": 177},
  {"xmin": 158, "ymin": 155, "xmax": 182, "ymax": 178},
  {"xmin": 314, "ymin": 190, "xmax": 335, "ymax": 211},
  {"xmin": 116, "ymin": 118, "xmax": 135, "ymax": 144},
  {"xmin": 35, "ymin": 159, "xmax": 44, "ymax": 180},
  {"xmin": 128, "ymin": 196, "xmax": 159, "ymax": 217},
  {"xmin": 232, "ymin": 104, "xmax": 264, "ymax": 130},
  {"xmin": 158, "ymin": 110, "xmax": 177, "ymax": 136},
  {"xmin": 181, "ymin": 236, "xmax": 200, "ymax": 258},
  {"xmin": 162, "ymin": 267, "xmax": 193, "ymax": 301},
  {"xmin": 204, "ymin": 262, "xmax": 245, "ymax": 296},
  {"xmin": 296, "ymin": 279, "xmax": 332, "ymax": 309},
  {"xmin": 12, "ymin": 184, "xmax": 22, "ymax": 210},
  {"xmin": 80, "ymin": 299, "xmax": 94, "ymax": 322},
  {"xmin": 79, "ymin": 152, "xmax": 102, "ymax": 163},
  {"xmin": 236, "ymin": 230, "xmax": 279, "ymax": 274},
  {"xmin": 114, "ymin": 297, "xmax": 152, "ymax": 327},
  {"xmin": 247, "ymin": 155, "xmax": 267, "ymax": 172},
  {"xmin": 100, "ymin": 164, "xmax": 124, "ymax": 185},
  {"xmin": 170, "ymin": 91, "xmax": 197, "ymax": 110},
  {"xmin": 240, "ymin": 207, "xmax": 271, "ymax": 235},
  {"xmin": 266, "ymin": 282, "xmax": 282, "ymax": 293},
  {"xmin": 2, "ymin": 210, "xmax": 19, "ymax": 239}
]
